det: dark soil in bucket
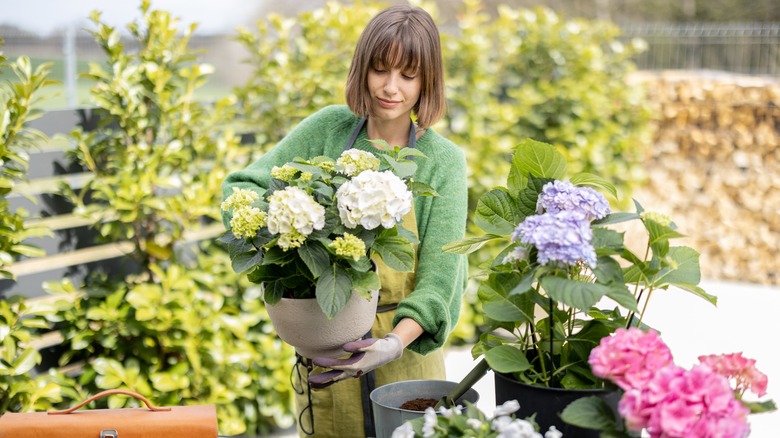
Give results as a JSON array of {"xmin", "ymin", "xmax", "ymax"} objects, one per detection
[{"xmin": 399, "ymin": 398, "xmax": 437, "ymax": 411}]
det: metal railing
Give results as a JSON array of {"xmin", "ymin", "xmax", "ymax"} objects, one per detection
[{"xmin": 619, "ymin": 22, "xmax": 780, "ymax": 76}]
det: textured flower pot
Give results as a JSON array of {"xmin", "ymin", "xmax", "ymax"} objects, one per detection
[
  {"xmin": 495, "ymin": 372, "xmax": 622, "ymax": 438},
  {"xmin": 370, "ymin": 379, "xmax": 480, "ymax": 438},
  {"xmin": 265, "ymin": 290, "xmax": 379, "ymax": 359}
]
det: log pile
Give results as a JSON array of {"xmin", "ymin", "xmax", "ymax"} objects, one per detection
[{"xmin": 630, "ymin": 71, "xmax": 779, "ymax": 285}]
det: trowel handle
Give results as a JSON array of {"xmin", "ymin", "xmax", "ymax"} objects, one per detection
[{"xmin": 435, "ymin": 358, "xmax": 490, "ymax": 409}]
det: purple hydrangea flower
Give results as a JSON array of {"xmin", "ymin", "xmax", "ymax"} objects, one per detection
[
  {"xmin": 512, "ymin": 211, "xmax": 597, "ymax": 268},
  {"xmin": 536, "ymin": 180, "xmax": 610, "ymax": 222}
]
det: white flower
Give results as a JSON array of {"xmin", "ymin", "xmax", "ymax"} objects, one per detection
[
  {"xmin": 494, "ymin": 399, "xmax": 521, "ymax": 417},
  {"xmin": 466, "ymin": 418, "xmax": 484, "ymax": 430},
  {"xmin": 391, "ymin": 422, "xmax": 415, "ymax": 438},
  {"xmin": 336, "ymin": 170, "xmax": 412, "ymax": 230},
  {"xmin": 336, "ymin": 149, "xmax": 380, "ymax": 177},
  {"xmin": 493, "ymin": 416, "xmax": 542, "ymax": 438},
  {"xmin": 438, "ymin": 405, "xmax": 463, "ymax": 418},
  {"xmin": 422, "ymin": 407, "xmax": 438, "ymax": 437},
  {"xmin": 544, "ymin": 426, "xmax": 563, "ymax": 438},
  {"xmin": 266, "ymin": 186, "xmax": 325, "ymax": 239}
]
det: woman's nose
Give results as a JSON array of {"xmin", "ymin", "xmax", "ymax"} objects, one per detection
[{"xmin": 383, "ymin": 73, "xmax": 399, "ymax": 95}]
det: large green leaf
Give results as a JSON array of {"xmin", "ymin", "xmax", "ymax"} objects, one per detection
[
  {"xmin": 541, "ymin": 276, "xmax": 609, "ymax": 311},
  {"xmin": 484, "ymin": 345, "xmax": 531, "ymax": 373},
  {"xmin": 570, "ymin": 172, "xmax": 618, "ymax": 199},
  {"xmin": 653, "ymin": 246, "xmax": 701, "ymax": 287},
  {"xmin": 560, "ymin": 396, "xmax": 619, "ymax": 431},
  {"xmin": 373, "ymin": 235, "xmax": 415, "ymax": 272},
  {"xmin": 474, "ymin": 188, "xmax": 521, "ymax": 235},
  {"xmin": 231, "ymin": 250, "xmax": 263, "ymax": 274},
  {"xmin": 511, "ymin": 138, "xmax": 567, "ymax": 180},
  {"xmin": 298, "ymin": 242, "xmax": 331, "ymax": 278},
  {"xmin": 316, "ymin": 265, "xmax": 353, "ymax": 319}
]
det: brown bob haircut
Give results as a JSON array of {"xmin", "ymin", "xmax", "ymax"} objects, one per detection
[{"xmin": 345, "ymin": 5, "xmax": 445, "ymax": 129}]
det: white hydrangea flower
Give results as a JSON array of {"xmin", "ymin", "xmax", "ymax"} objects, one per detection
[
  {"xmin": 266, "ymin": 186, "xmax": 325, "ymax": 238},
  {"xmin": 544, "ymin": 426, "xmax": 563, "ymax": 438},
  {"xmin": 494, "ymin": 400, "xmax": 521, "ymax": 417},
  {"xmin": 336, "ymin": 149, "xmax": 381, "ymax": 177},
  {"xmin": 438, "ymin": 405, "xmax": 463, "ymax": 419},
  {"xmin": 492, "ymin": 416, "xmax": 542, "ymax": 438},
  {"xmin": 391, "ymin": 422, "xmax": 415, "ymax": 438},
  {"xmin": 422, "ymin": 407, "xmax": 438, "ymax": 437},
  {"xmin": 336, "ymin": 170, "xmax": 412, "ymax": 230},
  {"xmin": 466, "ymin": 418, "xmax": 484, "ymax": 430}
]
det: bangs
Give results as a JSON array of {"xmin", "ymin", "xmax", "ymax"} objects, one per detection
[{"xmin": 370, "ymin": 34, "xmax": 422, "ymax": 74}]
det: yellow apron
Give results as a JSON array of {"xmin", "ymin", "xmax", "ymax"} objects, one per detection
[{"xmin": 292, "ymin": 119, "xmax": 445, "ymax": 437}]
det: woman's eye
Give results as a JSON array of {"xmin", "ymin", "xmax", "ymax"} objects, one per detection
[
  {"xmin": 402, "ymin": 73, "xmax": 417, "ymax": 80},
  {"xmin": 372, "ymin": 67, "xmax": 387, "ymax": 73}
]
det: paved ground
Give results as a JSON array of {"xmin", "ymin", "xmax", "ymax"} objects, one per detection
[{"xmin": 268, "ymin": 279, "xmax": 780, "ymax": 437}]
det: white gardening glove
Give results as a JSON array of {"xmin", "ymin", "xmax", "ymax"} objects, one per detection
[{"xmin": 308, "ymin": 333, "xmax": 404, "ymax": 389}]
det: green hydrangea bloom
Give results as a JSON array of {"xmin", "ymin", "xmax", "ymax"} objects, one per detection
[{"xmin": 330, "ymin": 233, "xmax": 366, "ymax": 261}]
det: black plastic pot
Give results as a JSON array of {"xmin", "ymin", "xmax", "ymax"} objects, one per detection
[{"xmin": 494, "ymin": 372, "xmax": 621, "ymax": 438}]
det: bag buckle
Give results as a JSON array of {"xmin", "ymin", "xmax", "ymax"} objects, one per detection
[{"xmin": 100, "ymin": 430, "xmax": 118, "ymax": 438}]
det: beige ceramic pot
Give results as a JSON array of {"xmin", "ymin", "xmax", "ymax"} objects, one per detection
[{"xmin": 265, "ymin": 289, "xmax": 379, "ymax": 359}]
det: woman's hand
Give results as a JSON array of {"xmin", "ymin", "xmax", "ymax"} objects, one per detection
[{"xmin": 308, "ymin": 333, "xmax": 404, "ymax": 388}]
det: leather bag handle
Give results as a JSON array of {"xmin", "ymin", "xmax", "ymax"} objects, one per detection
[{"xmin": 48, "ymin": 389, "xmax": 172, "ymax": 415}]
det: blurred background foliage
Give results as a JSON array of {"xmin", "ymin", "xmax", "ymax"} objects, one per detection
[{"xmin": 1, "ymin": 0, "xmax": 653, "ymax": 434}]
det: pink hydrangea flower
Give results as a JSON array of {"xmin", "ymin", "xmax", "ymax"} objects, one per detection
[
  {"xmin": 698, "ymin": 352, "xmax": 769, "ymax": 398},
  {"xmin": 589, "ymin": 327, "xmax": 674, "ymax": 391},
  {"xmin": 621, "ymin": 365, "xmax": 750, "ymax": 438}
]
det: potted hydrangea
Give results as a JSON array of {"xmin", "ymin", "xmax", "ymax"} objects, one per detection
[
  {"xmin": 444, "ymin": 139, "xmax": 717, "ymax": 435},
  {"xmin": 219, "ymin": 146, "xmax": 435, "ymax": 359}
]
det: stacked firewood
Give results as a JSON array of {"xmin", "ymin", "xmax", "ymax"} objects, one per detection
[{"xmin": 629, "ymin": 71, "xmax": 779, "ymax": 285}]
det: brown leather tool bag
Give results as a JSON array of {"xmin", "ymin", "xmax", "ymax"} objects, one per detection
[{"xmin": 0, "ymin": 389, "xmax": 218, "ymax": 437}]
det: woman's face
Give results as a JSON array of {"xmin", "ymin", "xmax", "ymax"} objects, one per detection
[{"xmin": 367, "ymin": 63, "xmax": 421, "ymax": 124}]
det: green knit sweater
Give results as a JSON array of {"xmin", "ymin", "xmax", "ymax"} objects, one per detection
[{"xmin": 221, "ymin": 105, "xmax": 468, "ymax": 354}]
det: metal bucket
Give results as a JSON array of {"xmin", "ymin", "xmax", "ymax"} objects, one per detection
[{"xmin": 370, "ymin": 379, "xmax": 480, "ymax": 438}]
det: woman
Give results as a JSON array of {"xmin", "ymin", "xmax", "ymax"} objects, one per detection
[{"xmin": 222, "ymin": 5, "xmax": 467, "ymax": 436}]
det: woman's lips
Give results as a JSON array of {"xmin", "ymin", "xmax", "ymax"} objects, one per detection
[{"xmin": 376, "ymin": 98, "xmax": 400, "ymax": 109}]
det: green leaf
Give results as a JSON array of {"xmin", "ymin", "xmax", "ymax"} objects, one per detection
[
  {"xmin": 741, "ymin": 399, "xmax": 777, "ymax": 414},
  {"xmin": 512, "ymin": 138, "xmax": 567, "ymax": 180},
  {"xmin": 442, "ymin": 234, "xmax": 504, "ymax": 254},
  {"xmin": 474, "ymin": 188, "xmax": 521, "ymax": 235},
  {"xmin": 652, "ymin": 246, "xmax": 701, "ymax": 288},
  {"xmin": 674, "ymin": 283, "xmax": 718, "ymax": 306},
  {"xmin": 373, "ymin": 235, "xmax": 415, "ymax": 272},
  {"xmin": 516, "ymin": 177, "xmax": 551, "ymax": 217},
  {"xmin": 541, "ymin": 276, "xmax": 609, "ymax": 310},
  {"xmin": 298, "ymin": 242, "xmax": 331, "ymax": 278},
  {"xmin": 316, "ymin": 265, "xmax": 353, "ymax": 319},
  {"xmin": 350, "ymin": 269, "xmax": 380, "ymax": 295},
  {"xmin": 570, "ymin": 172, "xmax": 618, "ymax": 199},
  {"xmin": 410, "ymin": 180, "xmax": 439, "ymax": 197},
  {"xmin": 560, "ymin": 396, "xmax": 619, "ymax": 431},
  {"xmin": 644, "ymin": 218, "xmax": 685, "ymax": 245},
  {"xmin": 593, "ymin": 212, "xmax": 639, "ymax": 226},
  {"xmin": 11, "ymin": 348, "xmax": 40, "ymax": 375},
  {"xmin": 484, "ymin": 345, "xmax": 531, "ymax": 373},
  {"xmin": 232, "ymin": 250, "xmax": 263, "ymax": 274}
]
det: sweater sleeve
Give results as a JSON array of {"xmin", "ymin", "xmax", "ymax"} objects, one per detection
[
  {"xmin": 393, "ymin": 138, "xmax": 469, "ymax": 355},
  {"xmin": 221, "ymin": 105, "xmax": 352, "ymax": 228}
]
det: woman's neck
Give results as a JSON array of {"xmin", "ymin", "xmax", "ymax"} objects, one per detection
[{"xmin": 366, "ymin": 116, "xmax": 412, "ymax": 149}]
